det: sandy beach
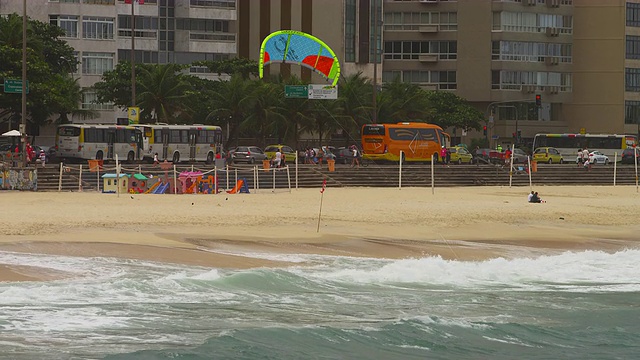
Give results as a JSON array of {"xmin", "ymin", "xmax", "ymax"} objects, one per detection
[{"xmin": 1, "ymin": 185, "xmax": 639, "ymax": 281}]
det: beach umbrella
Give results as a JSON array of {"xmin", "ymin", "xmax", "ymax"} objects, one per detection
[{"xmin": 2, "ymin": 130, "xmax": 21, "ymax": 137}]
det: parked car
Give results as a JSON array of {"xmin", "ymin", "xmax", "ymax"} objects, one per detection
[
  {"xmin": 264, "ymin": 144, "xmax": 297, "ymax": 164},
  {"xmin": 587, "ymin": 150, "xmax": 609, "ymax": 165},
  {"xmin": 448, "ymin": 146, "xmax": 473, "ymax": 164},
  {"xmin": 473, "ymin": 148, "xmax": 504, "ymax": 164},
  {"xmin": 333, "ymin": 147, "xmax": 353, "ymax": 164},
  {"xmin": 621, "ymin": 148, "xmax": 640, "ymax": 164},
  {"xmin": 533, "ymin": 147, "xmax": 564, "ymax": 164},
  {"xmin": 510, "ymin": 148, "xmax": 529, "ymax": 164},
  {"xmin": 228, "ymin": 146, "xmax": 268, "ymax": 164}
]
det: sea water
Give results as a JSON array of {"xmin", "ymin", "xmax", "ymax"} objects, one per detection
[{"xmin": 0, "ymin": 248, "xmax": 639, "ymax": 359}]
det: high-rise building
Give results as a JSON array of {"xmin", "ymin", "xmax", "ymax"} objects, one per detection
[
  {"xmin": 0, "ymin": 0, "xmax": 237, "ymax": 140},
  {"xmin": 2, "ymin": 0, "xmax": 639, "ymax": 146}
]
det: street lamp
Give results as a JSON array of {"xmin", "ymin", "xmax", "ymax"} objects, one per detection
[
  {"xmin": 497, "ymin": 105, "xmax": 519, "ymax": 145},
  {"xmin": 21, "ymin": 0, "xmax": 27, "ymax": 168}
]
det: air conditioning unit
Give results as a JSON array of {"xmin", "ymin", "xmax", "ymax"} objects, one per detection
[
  {"xmin": 546, "ymin": 0, "xmax": 561, "ymax": 7},
  {"xmin": 419, "ymin": 0, "xmax": 439, "ymax": 3},
  {"xmin": 521, "ymin": 85, "xmax": 536, "ymax": 94},
  {"xmin": 524, "ymin": 0, "xmax": 537, "ymax": 6},
  {"xmin": 419, "ymin": 25, "xmax": 439, "ymax": 33},
  {"xmin": 419, "ymin": 54, "xmax": 439, "ymax": 63},
  {"xmin": 545, "ymin": 56, "xmax": 560, "ymax": 65},
  {"xmin": 546, "ymin": 86, "xmax": 560, "ymax": 94},
  {"xmin": 545, "ymin": 27, "xmax": 560, "ymax": 37}
]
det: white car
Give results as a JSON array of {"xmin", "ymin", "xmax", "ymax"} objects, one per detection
[{"xmin": 588, "ymin": 150, "xmax": 609, "ymax": 165}]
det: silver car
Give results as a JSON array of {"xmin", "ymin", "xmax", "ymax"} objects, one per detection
[{"xmin": 228, "ymin": 146, "xmax": 268, "ymax": 164}]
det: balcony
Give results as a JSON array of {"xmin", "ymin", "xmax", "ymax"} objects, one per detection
[
  {"xmin": 546, "ymin": 85, "xmax": 560, "ymax": 94},
  {"xmin": 419, "ymin": 0, "xmax": 439, "ymax": 3},
  {"xmin": 521, "ymin": 85, "xmax": 537, "ymax": 94},
  {"xmin": 522, "ymin": 0, "xmax": 537, "ymax": 6},
  {"xmin": 546, "ymin": 0, "xmax": 561, "ymax": 8}
]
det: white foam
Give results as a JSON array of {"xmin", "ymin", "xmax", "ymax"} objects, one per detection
[{"xmin": 294, "ymin": 249, "xmax": 640, "ymax": 292}]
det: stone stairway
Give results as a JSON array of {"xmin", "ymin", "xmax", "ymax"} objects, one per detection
[{"xmin": 32, "ymin": 161, "xmax": 639, "ymax": 192}]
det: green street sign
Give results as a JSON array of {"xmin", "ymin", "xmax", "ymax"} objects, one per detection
[
  {"xmin": 285, "ymin": 85, "xmax": 308, "ymax": 99},
  {"xmin": 3, "ymin": 79, "xmax": 29, "ymax": 94}
]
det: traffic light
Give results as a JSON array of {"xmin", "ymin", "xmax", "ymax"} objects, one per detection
[
  {"xmin": 483, "ymin": 125, "xmax": 487, "ymax": 136},
  {"xmin": 535, "ymin": 94, "xmax": 542, "ymax": 107}
]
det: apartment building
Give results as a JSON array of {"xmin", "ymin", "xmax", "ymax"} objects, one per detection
[{"xmin": 0, "ymin": 0, "xmax": 237, "ymax": 131}]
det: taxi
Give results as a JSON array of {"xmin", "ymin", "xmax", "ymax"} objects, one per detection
[
  {"xmin": 264, "ymin": 144, "xmax": 297, "ymax": 163},
  {"xmin": 447, "ymin": 146, "xmax": 473, "ymax": 164},
  {"xmin": 532, "ymin": 147, "xmax": 564, "ymax": 164}
]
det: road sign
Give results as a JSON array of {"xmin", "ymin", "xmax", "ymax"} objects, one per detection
[
  {"xmin": 285, "ymin": 85, "xmax": 308, "ymax": 99},
  {"xmin": 128, "ymin": 107, "xmax": 140, "ymax": 124},
  {"xmin": 491, "ymin": 135, "xmax": 499, "ymax": 140},
  {"xmin": 308, "ymin": 84, "xmax": 338, "ymax": 100},
  {"xmin": 3, "ymin": 79, "xmax": 29, "ymax": 94}
]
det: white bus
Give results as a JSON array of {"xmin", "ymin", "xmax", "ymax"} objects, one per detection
[
  {"xmin": 56, "ymin": 124, "xmax": 143, "ymax": 162},
  {"xmin": 134, "ymin": 124, "xmax": 223, "ymax": 163},
  {"xmin": 532, "ymin": 133, "xmax": 638, "ymax": 160}
]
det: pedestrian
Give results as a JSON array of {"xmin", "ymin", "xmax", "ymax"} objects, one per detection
[
  {"xmin": 39, "ymin": 149, "xmax": 46, "ymax": 168},
  {"xmin": 153, "ymin": 152, "xmax": 159, "ymax": 165},
  {"xmin": 440, "ymin": 146, "xmax": 447, "ymax": 165},
  {"xmin": 445, "ymin": 147, "xmax": 451, "ymax": 164},
  {"xmin": 504, "ymin": 147, "xmax": 512, "ymax": 166},
  {"xmin": 577, "ymin": 148, "xmax": 583, "ymax": 166},
  {"xmin": 582, "ymin": 148, "xmax": 589, "ymax": 162},
  {"xmin": 351, "ymin": 145, "xmax": 360, "ymax": 168},
  {"xmin": 280, "ymin": 150, "xmax": 286, "ymax": 168},
  {"xmin": 274, "ymin": 149, "xmax": 282, "ymax": 168}
]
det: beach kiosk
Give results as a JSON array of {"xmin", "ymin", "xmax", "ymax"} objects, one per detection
[
  {"xmin": 102, "ymin": 173, "xmax": 128, "ymax": 193},
  {"xmin": 128, "ymin": 173, "xmax": 148, "ymax": 194}
]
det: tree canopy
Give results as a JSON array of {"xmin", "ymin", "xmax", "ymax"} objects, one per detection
[{"xmin": 0, "ymin": 14, "xmax": 83, "ymax": 133}]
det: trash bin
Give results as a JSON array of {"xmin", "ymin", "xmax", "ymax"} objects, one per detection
[
  {"xmin": 531, "ymin": 160, "xmax": 537, "ymax": 172},
  {"xmin": 88, "ymin": 159, "xmax": 104, "ymax": 172},
  {"xmin": 262, "ymin": 159, "xmax": 271, "ymax": 170},
  {"xmin": 327, "ymin": 159, "xmax": 336, "ymax": 172}
]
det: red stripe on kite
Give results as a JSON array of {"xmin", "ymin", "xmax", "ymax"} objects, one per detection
[
  {"xmin": 264, "ymin": 52, "xmax": 270, "ymax": 64},
  {"xmin": 302, "ymin": 55, "xmax": 334, "ymax": 77}
]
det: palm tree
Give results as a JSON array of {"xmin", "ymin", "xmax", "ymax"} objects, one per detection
[
  {"xmin": 207, "ymin": 74, "xmax": 257, "ymax": 147},
  {"xmin": 337, "ymin": 73, "xmax": 372, "ymax": 140},
  {"xmin": 377, "ymin": 79, "xmax": 432, "ymax": 123},
  {"xmin": 136, "ymin": 63, "xmax": 191, "ymax": 123},
  {"xmin": 242, "ymin": 81, "xmax": 286, "ymax": 147}
]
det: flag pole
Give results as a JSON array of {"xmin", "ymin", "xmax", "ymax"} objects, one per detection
[{"xmin": 316, "ymin": 179, "xmax": 327, "ymax": 233}]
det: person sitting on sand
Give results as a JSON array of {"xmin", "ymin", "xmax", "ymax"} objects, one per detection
[
  {"xmin": 530, "ymin": 192, "xmax": 544, "ymax": 203},
  {"xmin": 528, "ymin": 191, "xmax": 534, "ymax": 202}
]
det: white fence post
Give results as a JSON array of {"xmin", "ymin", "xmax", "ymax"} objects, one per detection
[{"xmin": 399, "ymin": 150, "xmax": 403, "ymax": 190}]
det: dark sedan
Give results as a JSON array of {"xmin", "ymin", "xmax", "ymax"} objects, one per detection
[{"xmin": 621, "ymin": 147, "xmax": 640, "ymax": 164}]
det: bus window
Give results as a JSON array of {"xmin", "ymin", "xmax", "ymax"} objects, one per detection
[
  {"xmin": 197, "ymin": 130, "xmax": 208, "ymax": 144},
  {"xmin": 363, "ymin": 125, "xmax": 385, "ymax": 136},
  {"xmin": 58, "ymin": 126, "xmax": 81, "ymax": 136},
  {"xmin": 170, "ymin": 130, "xmax": 181, "ymax": 143}
]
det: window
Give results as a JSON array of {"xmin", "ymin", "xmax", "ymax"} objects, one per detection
[
  {"xmin": 491, "ymin": 71, "xmax": 572, "ymax": 91},
  {"xmin": 50, "ymin": 15, "xmax": 79, "ymax": 38},
  {"xmin": 176, "ymin": 18, "xmax": 229, "ymax": 33},
  {"xmin": 628, "ymin": 2, "xmax": 640, "ymax": 27},
  {"xmin": 344, "ymin": 0, "xmax": 356, "ymax": 62},
  {"xmin": 82, "ymin": 52, "xmax": 114, "ymax": 75},
  {"xmin": 492, "ymin": 41, "xmax": 572, "ymax": 63},
  {"xmin": 190, "ymin": 0, "xmax": 235, "ymax": 8},
  {"xmin": 82, "ymin": 90, "xmax": 113, "ymax": 110},
  {"xmin": 383, "ymin": 11, "xmax": 458, "ymax": 31},
  {"xmin": 383, "ymin": 40, "xmax": 457, "ymax": 60},
  {"xmin": 82, "ymin": 16, "xmax": 114, "ymax": 39},
  {"xmin": 383, "ymin": 70, "xmax": 457, "ymax": 90},
  {"xmin": 625, "ymin": 100, "xmax": 640, "ymax": 124},
  {"xmin": 492, "ymin": 12, "xmax": 573, "ymax": 34},
  {"xmin": 627, "ymin": 35, "xmax": 640, "ymax": 59},
  {"xmin": 626, "ymin": 68, "xmax": 640, "ymax": 92}
]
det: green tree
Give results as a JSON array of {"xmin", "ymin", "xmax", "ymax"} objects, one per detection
[
  {"xmin": 207, "ymin": 74, "xmax": 257, "ymax": 146},
  {"xmin": 377, "ymin": 79, "xmax": 432, "ymax": 123},
  {"xmin": 423, "ymin": 91, "xmax": 484, "ymax": 131},
  {"xmin": 136, "ymin": 63, "xmax": 191, "ymax": 123},
  {"xmin": 337, "ymin": 73, "xmax": 372, "ymax": 135},
  {"xmin": 193, "ymin": 58, "xmax": 259, "ymax": 79},
  {"xmin": 242, "ymin": 81, "xmax": 286, "ymax": 147},
  {"xmin": 0, "ymin": 14, "xmax": 82, "ymax": 133}
]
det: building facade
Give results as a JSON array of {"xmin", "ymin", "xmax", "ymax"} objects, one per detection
[
  {"xmin": 2, "ymin": 0, "xmax": 639, "ymax": 147},
  {"xmin": 0, "ymin": 0, "xmax": 237, "ymax": 143}
]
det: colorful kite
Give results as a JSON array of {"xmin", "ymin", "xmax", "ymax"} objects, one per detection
[{"xmin": 259, "ymin": 30, "xmax": 340, "ymax": 86}]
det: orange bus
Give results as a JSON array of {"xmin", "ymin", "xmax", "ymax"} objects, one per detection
[{"xmin": 361, "ymin": 122, "xmax": 450, "ymax": 162}]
